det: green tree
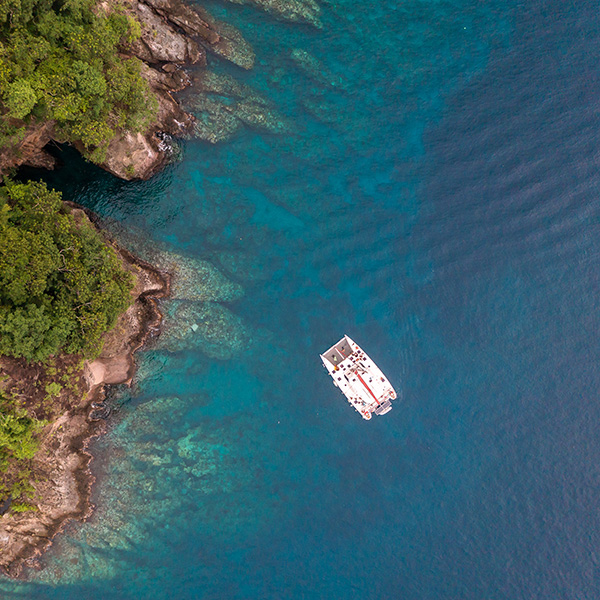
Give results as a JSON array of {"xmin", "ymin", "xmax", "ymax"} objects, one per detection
[
  {"xmin": 0, "ymin": 180, "xmax": 134, "ymax": 362},
  {"xmin": 0, "ymin": 410, "xmax": 42, "ymax": 461},
  {"xmin": 4, "ymin": 78, "xmax": 37, "ymax": 118},
  {"xmin": 72, "ymin": 60, "xmax": 106, "ymax": 97}
]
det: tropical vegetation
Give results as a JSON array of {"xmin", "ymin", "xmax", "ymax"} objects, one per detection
[
  {"xmin": 0, "ymin": 179, "xmax": 134, "ymax": 510},
  {"xmin": 0, "ymin": 390, "xmax": 43, "ymax": 510},
  {"xmin": 0, "ymin": 179, "xmax": 134, "ymax": 362},
  {"xmin": 0, "ymin": 0, "xmax": 155, "ymax": 162}
]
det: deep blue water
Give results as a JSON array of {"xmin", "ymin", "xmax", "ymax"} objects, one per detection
[{"xmin": 5, "ymin": 0, "xmax": 600, "ymax": 598}]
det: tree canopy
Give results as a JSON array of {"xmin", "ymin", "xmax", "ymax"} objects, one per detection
[
  {"xmin": 0, "ymin": 0, "xmax": 154, "ymax": 162},
  {"xmin": 0, "ymin": 180, "xmax": 134, "ymax": 362}
]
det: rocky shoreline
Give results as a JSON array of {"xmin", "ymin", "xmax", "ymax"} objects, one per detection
[
  {"xmin": 0, "ymin": 0, "xmax": 321, "ymax": 578},
  {"xmin": 0, "ymin": 206, "xmax": 170, "ymax": 578},
  {"xmin": 0, "ymin": 0, "xmax": 327, "ymax": 182}
]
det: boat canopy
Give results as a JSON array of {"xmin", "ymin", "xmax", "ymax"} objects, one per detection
[{"xmin": 321, "ymin": 336, "xmax": 354, "ymax": 366}]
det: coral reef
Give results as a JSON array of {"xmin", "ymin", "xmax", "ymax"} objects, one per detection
[
  {"xmin": 187, "ymin": 70, "xmax": 293, "ymax": 143},
  {"xmin": 27, "ymin": 393, "xmax": 269, "ymax": 585},
  {"xmin": 190, "ymin": 97, "xmax": 242, "ymax": 143},
  {"xmin": 150, "ymin": 251, "xmax": 244, "ymax": 303},
  {"xmin": 224, "ymin": 0, "xmax": 322, "ymax": 28},
  {"xmin": 154, "ymin": 301, "xmax": 251, "ymax": 358}
]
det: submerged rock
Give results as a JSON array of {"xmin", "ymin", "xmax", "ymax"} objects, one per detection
[
  {"xmin": 192, "ymin": 97, "xmax": 242, "ymax": 143},
  {"xmin": 177, "ymin": 428, "xmax": 229, "ymax": 484},
  {"xmin": 186, "ymin": 70, "xmax": 292, "ymax": 143},
  {"xmin": 301, "ymin": 92, "xmax": 344, "ymax": 125},
  {"xmin": 290, "ymin": 48, "xmax": 347, "ymax": 90},
  {"xmin": 101, "ymin": 225, "xmax": 244, "ymax": 304},
  {"xmin": 194, "ymin": 70, "xmax": 255, "ymax": 99},
  {"xmin": 159, "ymin": 251, "xmax": 244, "ymax": 303},
  {"xmin": 155, "ymin": 301, "xmax": 251, "ymax": 358},
  {"xmin": 224, "ymin": 0, "xmax": 322, "ymax": 28},
  {"xmin": 235, "ymin": 99, "xmax": 291, "ymax": 133}
]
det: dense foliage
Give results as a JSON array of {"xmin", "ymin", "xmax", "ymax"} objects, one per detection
[
  {"xmin": 0, "ymin": 0, "xmax": 155, "ymax": 161},
  {"xmin": 0, "ymin": 180, "xmax": 134, "ymax": 362},
  {"xmin": 0, "ymin": 390, "xmax": 43, "ymax": 508},
  {"xmin": 0, "ymin": 399, "xmax": 41, "ymax": 463}
]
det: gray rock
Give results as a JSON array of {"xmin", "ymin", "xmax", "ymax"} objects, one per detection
[
  {"xmin": 140, "ymin": 0, "xmax": 255, "ymax": 69},
  {"xmin": 128, "ymin": 1, "xmax": 203, "ymax": 64}
]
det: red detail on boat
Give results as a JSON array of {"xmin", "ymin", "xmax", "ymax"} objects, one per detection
[{"xmin": 355, "ymin": 371, "xmax": 380, "ymax": 405}]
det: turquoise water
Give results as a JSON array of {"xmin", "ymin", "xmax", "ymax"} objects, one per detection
[{"xmin": 6, "ymin": 0, "xmax": 600, "ymax": 598}]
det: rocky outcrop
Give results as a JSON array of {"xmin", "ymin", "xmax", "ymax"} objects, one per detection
[
  {"xmin": 0, "ymin": 0, "xmax": 255, "ymax": 181},
  {"xmin": 138, "ymin": 0, "xmax": 255, "ymax": 69},
  {"xmin": 126, "ymin": 0, "xmax": 205, "ymax": 65},
  {"xmin": 94, "ymin": 0, "xmax": 255, "ymax": 180},
  {"xmin": 0, "ymin": 120, "xmax": 55, "ymax": 175},
  {"xmin": 96, "ymin": 62, "xmax": 194, "ymax": 180},
  {"xmin": 0, "ymin": 0, "xmax": 331, "ymax": 181}
]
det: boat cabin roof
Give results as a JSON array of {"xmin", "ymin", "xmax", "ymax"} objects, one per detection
[{"xmin": 322, "ymin": 336, "xmax": 354, "ymax": 366}]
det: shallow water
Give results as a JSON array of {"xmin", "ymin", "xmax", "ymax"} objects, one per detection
[{"xmin": 5, "ymin": 0, "xmax": 600, "ymax": 598}]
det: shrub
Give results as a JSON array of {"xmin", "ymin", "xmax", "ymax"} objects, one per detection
[
  {"xmin": 44, "ymin": 382, "xmax": 62, "ymax": 398},
  {"xmin": 0, "ymin": 392, "xmax": 43, "ymax": 508},
  {"xmin": 11, "ymin": 502, "xmax": 37, "ymax": 512},
  {"xmin": 4, "ymin": 79, "xmax": 37, "ymax": 119}
]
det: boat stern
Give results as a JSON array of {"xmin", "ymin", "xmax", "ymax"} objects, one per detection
[{"xmin": 373, "ymin": 398, "xmax": 393, "ymax": 416}]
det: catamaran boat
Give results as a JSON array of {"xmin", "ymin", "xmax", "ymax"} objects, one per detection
[{"xmin": 320, "ymin": 335, "xmax": 396, "ymax": 420}]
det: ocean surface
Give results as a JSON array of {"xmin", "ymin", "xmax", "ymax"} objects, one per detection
[{"xmin": 5, "ymin": 0, "xmax": 600, "ymax": 597}]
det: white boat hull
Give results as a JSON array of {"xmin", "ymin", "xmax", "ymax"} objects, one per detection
[{"xmin": 320, "ymin": 335, "xmax": 397, "ymax": 420}]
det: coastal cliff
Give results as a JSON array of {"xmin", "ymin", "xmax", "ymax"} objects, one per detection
[
  {"xmin": 0, "ymin": 0, "xmax": 327, "ymax": 181},
  {"xmin": 96, "ymin": 0, "xmax": 258, "ymax": 179},
  {"xmin": 0, "ymin": 205, "xmax": 169, "ymax": 577}
]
